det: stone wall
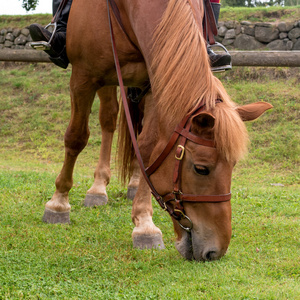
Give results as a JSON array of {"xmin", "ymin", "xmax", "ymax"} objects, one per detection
[
  {"xmin": 0, "ymin": 27, "xmax": 32, "ymax": 50},
  {"xmin": 216, "ymin": 20, "xmax": 300, "ymax": 50},
  {"xmin": 1, "ymin": 20, "xmax": 300, "ymax": 51}
]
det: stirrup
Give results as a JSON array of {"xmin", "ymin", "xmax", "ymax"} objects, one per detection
[
  {"xmin": 30, "ymin": 22, "xmax": 57, "ymax": 51},
  {"xmin": 209, "ymin": 42, "xmax": 232, "ymax": 73}
]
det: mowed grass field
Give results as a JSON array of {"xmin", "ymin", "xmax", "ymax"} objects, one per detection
[{"xmin": 0, "ymin": 62, "xmax": 299, "ymax": 299}]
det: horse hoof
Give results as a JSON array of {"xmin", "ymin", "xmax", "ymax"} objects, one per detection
[
  {"xmin": 133, "ymin": 233, "xmax": 165, "ymax": 250},
  {"xmin": 127, "ymin": 187, "xmax": 138, "ymax": 200},
  {"xmin": 42, "ymin": 208, "xmax": 70, "ymax": 224},
  {"xmin": 84, "ymin": 194, "xmax": 108, "ymax": 207}
]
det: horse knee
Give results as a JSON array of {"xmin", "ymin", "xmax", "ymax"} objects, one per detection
[{"xmin": 64, "ymin": 128, "xmax": 89, "ymax": 155}]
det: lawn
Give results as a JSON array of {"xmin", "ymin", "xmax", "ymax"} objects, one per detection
[{"xmin": 0, "ymin": 62, "xmax": 299, "ymax": 299}]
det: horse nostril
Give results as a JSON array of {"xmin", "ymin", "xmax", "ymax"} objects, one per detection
[{"xmin": 204, "ymin": 250, "xmax": 217, "ymax": 261}]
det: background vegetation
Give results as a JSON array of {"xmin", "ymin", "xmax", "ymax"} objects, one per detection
[
  {"xmin": 0, "ymin": 8, "xmax": 299, "ymax": 299},
  {"xmin": 0, "ymin": 62, "xmax": 299, "ymax": 299},
  {"xmin": 1, "ymin": 6, "xmax": 299, "ymax": 29}
]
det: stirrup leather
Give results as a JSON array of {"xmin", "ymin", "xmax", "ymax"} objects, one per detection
[
  {"xmin": 30, "ymin": 22, "xmax": 57, "ymax": 51},
  {"xmin": 209, "ymin": 42, "xmax": 232, "ymax": 73}
]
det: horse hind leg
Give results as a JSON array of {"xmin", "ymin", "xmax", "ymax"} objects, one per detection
[
  {"xmin": 43, "ymin": 73, "xmax": 97, "ymax": 224},
  {"xmin": 84, "ymin": 87, "xmax": 119, "ymax": 207},
  {"xmin": 127, "ymin": 156, "xmax": 140, "ymax": 200}
]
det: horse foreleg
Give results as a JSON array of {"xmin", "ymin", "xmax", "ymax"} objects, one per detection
[
  {"xmin": 131, "ymin": 176, "xmax": 165, "ymax": 250},
  {"xmin": 84, "ymin": 87, "xmax": 119, "ymax": 207},
  {"xmin": 43, "ymin": 74, "xmax": 97, "ymax": 223},
  {"xmin": 131, "ymin": 94, "xmax": 165, "ymax": 249}
]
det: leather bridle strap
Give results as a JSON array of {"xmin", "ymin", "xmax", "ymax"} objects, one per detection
[
  {"xmin": 107, "ymin": 0, "xmax": 164, "ymax": 207},
  {"xmin": 146, "ymin": 103, "xmax": 215, "ymax": 176},
  {"xmin": 163, "ymin": 192, "xmax": 232, "ymax": 203}
]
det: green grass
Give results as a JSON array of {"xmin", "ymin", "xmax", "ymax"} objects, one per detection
[
  {"xmin": 0, "ymin": 14, "xmax": 52, "ymax": 29},
  {"xmin": 0, "ymin": 63, "xmax": 299, "ymax": 299},
  {"xmin": 220, "ymin": 6, "xmax": 300, "ymax": 22},
  {"xmin": 0, "ymin": 6, "xmax": 300, "ymax": 29}
]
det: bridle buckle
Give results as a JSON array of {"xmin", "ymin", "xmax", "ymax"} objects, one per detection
[{"xmin": 175, "ymin": 145, "xmax": 185, "ymax": 160}]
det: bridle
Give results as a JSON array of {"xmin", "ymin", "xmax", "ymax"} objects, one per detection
[{"xmin": 107, "ymin": 0, "xmax": 231, "ymax": 232}]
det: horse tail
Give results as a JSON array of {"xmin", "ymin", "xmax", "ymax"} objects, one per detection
[{"xmin": 117, "ymin": 90, "xmax": 143, "ymax": 184}]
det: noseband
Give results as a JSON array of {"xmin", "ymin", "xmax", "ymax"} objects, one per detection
[{"xmin": 107, "ymin": 0, "xmax": 231, "ymax": 232}]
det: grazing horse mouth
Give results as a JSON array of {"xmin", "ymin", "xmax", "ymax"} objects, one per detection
[{"xmin": 175, "ymin": 230, "xmax": 224, "ymax": 262}]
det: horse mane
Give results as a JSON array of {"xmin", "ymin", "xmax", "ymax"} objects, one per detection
[{"xmin": 151, "ymin": 0, "xmax": 248, "ymax": 162}]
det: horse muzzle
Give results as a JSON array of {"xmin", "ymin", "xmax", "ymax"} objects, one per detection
[{"xmin": 175, "ymin": 229, "xmax": 228, "ymax": 262}]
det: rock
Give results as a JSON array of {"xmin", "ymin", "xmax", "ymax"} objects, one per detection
[
  {"xmin": 14, "ymin": 34, "xmax": 27, "ymax": 45},
  {"xmin": 218, "ymin": 25, "xmax": 227, "ymax": 37},
  {"xmin": 255, "ymin": 22, "xmax": 273, "ymax": 28},
  {"xmin": 224, "ymin": 29, "xmax": 236, "ymax": 39},
  {"xmin": 4, "ymin": 40, "xmax": 13, "ymax": 48},
  {"xmin": 286, "ymin": 41, "xmax": 293, "ymax": 50},
  {"xmin": 25, "ymin": 42, "xmax": 33, "ymax": 49},
  {"xmin": 222, "ymin": 38, "xmax": 234, "ymax": 46},
  {"xmin": 12, "ymin": 29, "xmax": 21, "ymax": 37},
  {"xmin": 0, "ymin": 29, "xmax": 7, "ymax": 35},
  {"xmin": 255, "ymin": 26, "xmax": 279, "ymax": 43},
  {"xmin": 294, "ymin": 20, "xmax": 300, "ymax": 28},
  {"xmin": 288, "ymin": 28, "xmax": 300, "ymax": 40},
  {"xmin": 5, "ymin": 33, "xmax": 14, "ymax": 42},
  {"xmin": 21, "ymin": 28, "xmax": 30, "ymax": 36},
  {"xmin": 234, "ymin": 34, "xmax": 264, "ymax": 50},
  {"xmin": 242, "ymin": 25, "xmax": 255, "ymax": 36},
  {"xmin": 279, "ymin": 32, "xmax": 288, "ymax": 39},
  {"xmin": 241, "ymin": 21, "xmax": 252, "ymax": 26},
  {"xmin": 235, "ymin": 25, "xmax": 241, "ymax": 36},
  {"xmin": 293, "ymin": 38, "xmax": 300, "ymax": 50},
  {"xmin": 26, "ymin": 35, "xmax": 33, "ymax": 42},
  {"xmin": 0, "ymin": 35, "xmax": 5, "ymax": 43},
  {"xmin": 278, "ymin": 22, "xmax": 294, "ymax": 32},
  {"xmin": 224, "ymin": 20, "xmax": 236, "ymax": 29},
  {"xmin": 267, "ymin": 39, "xmax": 286, "ymax": 50}
]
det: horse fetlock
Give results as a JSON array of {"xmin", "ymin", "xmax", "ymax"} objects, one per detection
[{"xmin": 45, "ymin": 192, "xmax": 71, "ymax": 213}]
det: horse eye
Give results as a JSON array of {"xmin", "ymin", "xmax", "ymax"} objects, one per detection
[{"xmin": 194, "ymin": 165, "xmax": 210, "ymax": 176}]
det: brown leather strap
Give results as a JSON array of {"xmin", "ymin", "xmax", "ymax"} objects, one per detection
[
  {"xmin": 107, "ymin": 0, "xmax": 162, "ymax": 203},
  {"xmin": 203, "ymin": 0, "xmax": 217, "ymax": 45},
  {"xmin": 175, "ymin": 126, "xmax": 215, "ymax": 147},
  {"xmin": 51, "ymin": 0, "xmax": 69, "ymax": 23},
  {"xmin": 163, "ymin": 192, "xmax": 232, "ymax": 203}
]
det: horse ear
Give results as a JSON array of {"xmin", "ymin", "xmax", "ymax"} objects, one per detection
[
  {"xmin": 236, "ymin": 102, "xmax": 273, "ymax": 122},
  {"xmin": 191, "ymin": 112, "xmax": 215, "ymax": 137}
]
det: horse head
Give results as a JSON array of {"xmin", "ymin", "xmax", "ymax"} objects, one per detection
[{"xmin": 148, "ymin": 101, "xmax": 272, "ymax": 261}]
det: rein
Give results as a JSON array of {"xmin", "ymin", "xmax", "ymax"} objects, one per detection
[{"xmin": 107, "ymin": 0, "xmax": 231, "ymax": 232}]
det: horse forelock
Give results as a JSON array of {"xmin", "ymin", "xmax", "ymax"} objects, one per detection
[{"xmin": 150, "ymin": 0, "xmax": 248, "ymax": 163}]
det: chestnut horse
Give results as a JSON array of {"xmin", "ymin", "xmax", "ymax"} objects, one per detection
[{"xmin": 42, "ymin": 0, "xmax": 272, "ymax": 261}]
